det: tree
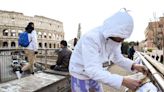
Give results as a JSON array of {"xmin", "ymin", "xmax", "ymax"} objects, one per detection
[{"xmin": 121, "ymin": 42, "xmax": 129, "ymax": 55}]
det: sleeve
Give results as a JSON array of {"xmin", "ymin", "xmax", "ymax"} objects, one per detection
[
  {"xmin": 82, "ymin": 37, "xmax": 123, "ymax": 89},
  {"xmin": 32, "ymin": 30, "xmax": 38, "ymax": 51},
  {"xmin": 111, "ymin": 44, "xmax": 134, "ymax": 72}
]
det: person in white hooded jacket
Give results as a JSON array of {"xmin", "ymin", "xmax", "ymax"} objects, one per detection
[{"xmin": 69, "ymin": 10, "xmax": 147, "ymax": 92}]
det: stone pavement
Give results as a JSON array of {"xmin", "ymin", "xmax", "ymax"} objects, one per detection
[
  {"xmin": 103, "ymin": 65, "xmax": 132, "ymax": 92},
  {"xmin": 0, "ymin": 72, "xmax": 68, "ymax": 92}
]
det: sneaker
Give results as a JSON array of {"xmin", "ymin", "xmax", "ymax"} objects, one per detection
[
  {"xmin": 20, "ymin": 69, "xmax": 23, "ymax": 73},
  {"xmin": 15, "ymin": 71, "xmax": 22, "ymax": 79},
  {"xmin": 31, "ymin": 72, "xmax": 34, "ymax": 75}
]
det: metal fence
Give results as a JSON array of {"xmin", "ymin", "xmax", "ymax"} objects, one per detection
[
  {"xmin": 136, "ymin": 52, "xmax": 164, "ymax": 92},
  {"xmin": 0, "ymin": 48, "xmax": 58, "ymax": 83}
]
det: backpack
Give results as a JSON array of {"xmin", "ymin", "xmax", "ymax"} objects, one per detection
[{"xmin": 18, "ymin": 32, "xmax": 31, "ymax": 47}]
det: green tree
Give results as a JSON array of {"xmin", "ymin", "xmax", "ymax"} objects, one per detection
[{"xmin": 121, "ymin": 42, "xmax": 129, "ymax": 55}]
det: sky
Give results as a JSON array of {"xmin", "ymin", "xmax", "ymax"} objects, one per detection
[{"xmin": 0, "ymin": 0, "xmax": 164, "ymax": 42}]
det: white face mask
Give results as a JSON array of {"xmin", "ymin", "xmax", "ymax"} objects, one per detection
[{"xmin": 106, "ymin": 38, "xmax": 121, "ymax": 53}]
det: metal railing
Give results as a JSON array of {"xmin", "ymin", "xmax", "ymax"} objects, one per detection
[
  {"xmin": 1, "ymin": 48, "xmax": 163, "ymax": 91},
  {"xmin": 141, "ymin": 52, "xmax": 164, "ymax": 76},
  {"xmin": 136, "ymin": 52, "xmax": 164, "ymax": 92},
  {"xmin": 0, "ymin": 48, "xmax": 58, "ymax": 83}
]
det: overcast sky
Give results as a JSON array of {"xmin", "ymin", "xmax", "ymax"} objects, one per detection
[{"xmin": 0, "ymin": 0, "xmax": 164, "ymax": 42}]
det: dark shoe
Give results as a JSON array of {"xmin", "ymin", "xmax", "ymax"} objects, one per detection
[
  {"xmin": 20, "ymin": 69, "xmax": 23, "ymax": 73},
  {"xmin": 31, "ymin": 72, "xmax": 34, "ymax": 75},
  {"xmin": 50, "ymin": 65, "xmax": 56, "ymax": 70}
]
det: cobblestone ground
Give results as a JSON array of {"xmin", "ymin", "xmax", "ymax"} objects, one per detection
[{"xmin": 103, "ymin": 65, "xmax": 132, "ymax": 92}]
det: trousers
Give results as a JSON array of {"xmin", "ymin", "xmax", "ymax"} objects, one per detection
[{"xmin": 71, "ymin": 76, "xmax": 104, "ymax": 92}]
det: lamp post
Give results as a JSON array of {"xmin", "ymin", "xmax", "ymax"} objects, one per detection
[
  {"xmin": 162, "ymin": 30, "xmax": 164, "ymax": 64},
  {"xmin": 159, "ymin": 26, "xmax": 164, "ymax": 63}
]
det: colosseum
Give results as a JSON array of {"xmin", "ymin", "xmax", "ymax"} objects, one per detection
[{"xmin": 0, "ymin": 10, "xmax": 64, "ymax": 49}]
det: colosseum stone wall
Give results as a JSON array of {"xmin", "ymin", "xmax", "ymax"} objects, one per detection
[{"xmin": 0, "ymin": 10, "xmax": 64, "ymax": 49}]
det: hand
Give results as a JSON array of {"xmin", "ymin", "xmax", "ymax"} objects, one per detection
[
  {"xmin": 122, "ymin": 77, "xmax": 141, "ymax": 90},
  {"xmin": 132, "ymin": 64, "xmax": 148, "ymax": 75},
  {"xmin": 34, "ymin": 51, "xmax": 38, "ymax": 54}
]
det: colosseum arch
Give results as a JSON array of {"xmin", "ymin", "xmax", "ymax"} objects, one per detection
[
  {"xmin": 44, "ymin": 43, "xmax": 47, "ymax": 48},
  {"xmin": 57, "ymin": 43, "xmax": 60, "ymax": 48},
  {"xmin": 3, "ymin": 29, "xmax": 9, "ymax": 36},
  {"xmin": 11, "ymin": 30, "xmax": 16, "ymax": 36},
  {"xmin": 43, "ymin": 33, "xmax": 47, "ymax": 38},
  {"xmin": 38, "ymin": 32, "xmax": 42, "ymax": 38},
  {"xmin": 49, "ymin": 43, "xmax": 52, "ymax": 48},
  {"xmin": 39, "ymin": 42, "xmax": 42, "ymax": 48},
  {"xmin": 54, "ymin": 43, "xmax": 56, "ymax": 48},
  {"xmin": 11, "ymin": 42, "xmax": 16, "ymax": 47},
  {"xmin": 3, "ymin": 41, "xmax": 8, "ymax": 47},
  {"xmin": 48, "ymin": 33, "xmax": 52, "ymax": 39}
]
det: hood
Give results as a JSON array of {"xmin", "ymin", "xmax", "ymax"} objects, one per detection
[{"xmin": 101, "ymin": 11, "xmax": 134, "ymax": 39}]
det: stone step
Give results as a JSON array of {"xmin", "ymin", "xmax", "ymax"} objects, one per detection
[{"xmin": 0, "ymin": 72, "xmax": 71, "ymax": 92}]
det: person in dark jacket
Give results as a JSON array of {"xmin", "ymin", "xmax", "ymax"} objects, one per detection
[
  {"xmin": 51, "ymin": 40, "xmax": 72, "ymax": 72},
  {"xmin": 160, "ymin": 55, "xmax": 163, "ymax": 63},
  {"xmin": 156, "ymin": 55, "xmax": 159, "ymax": 61},
  {"xmin": 128, "ymin": 46, "xmax": 135, "ymax": 60}
]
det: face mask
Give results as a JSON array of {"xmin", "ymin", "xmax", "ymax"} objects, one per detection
[{"xmin": 106, "ymin": 38, "xmax": 121, "ymax": 52}]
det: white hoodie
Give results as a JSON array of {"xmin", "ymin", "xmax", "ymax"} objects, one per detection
[
  {"xmin": 69, "ymin": 11, "xmax": 134, "ymax": 89},
  {"xmin": 26, "ymin": 30, "xmax": 38, "ymax": 51}
]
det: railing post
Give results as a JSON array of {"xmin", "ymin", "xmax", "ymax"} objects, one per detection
[
  {"xmin": 162, "ymin": 30, "xmax": 164, "ymax": 64},
  {"xmin": 137, "ymin": 52, "xmax": 164, "ymax": 91},
  {"xmin": 0, "ymin": 62, "xmax": 2, "ymax": 83},
  {"xmin": 45, "ymin": 49, "xmax": 48, "ymax": 69}
]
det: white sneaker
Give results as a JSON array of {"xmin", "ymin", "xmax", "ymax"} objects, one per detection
[{"xmin": 16, "ymin": 71, "xmax": 22, "ymax": 79}]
